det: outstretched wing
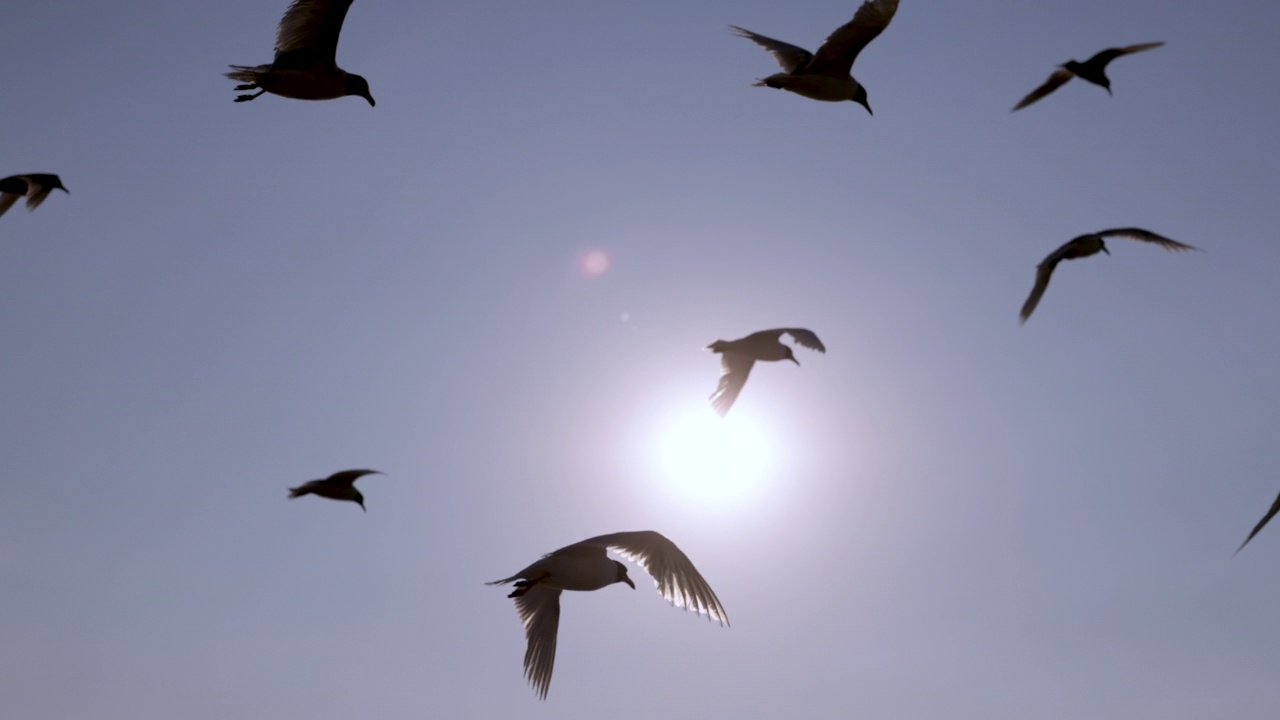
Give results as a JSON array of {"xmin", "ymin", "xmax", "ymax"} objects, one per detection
[
  {"xmin": 710, "ymin": 352, "xmax": 755, "ymax": 417},
  {"xmin": 576, "ymin": 530, "xmax": 729, "ymax": 626},
  {"xmin": 0, "ymin": 176, "xmax": 26, "ymax": 217},
  {"xmin": 807, "ymin": 0, "xmax": 899, "ymax": 76},
  {"xmin": 729, "ymin": 26, "xmax": 813, "ymax": 74},
  {"xmin": 781, "ymin": 328, "xmax": 827, "ymax": 353},
  {"xmin": 1012, "ymin": 68, "xmax": 1074, "ymax": 111},
  {"xmin": 321, "ymin": 468, "xmax": 383, "ymax": 486},
  {"xmin": 1236, "ymin": 491, "xmax": 1280, "ymax": 555},
  {"xmin": 1086, "ymin": 42, "xmax": 1165, "ymax": 68},
  {"xmin": 1020, "ymin": 252, "xmax": 1065, "ymax": 323},
  {"xmin": 272, "ymin": 0, "xmax": 355, "ymax": 70},
  {"xmin": 513, "ymin": 585, "xmax": 561, "ymax": 700},
  {"xmin": 1097, "ymin": 227, "xmax": 1196, "ymax": 252}
]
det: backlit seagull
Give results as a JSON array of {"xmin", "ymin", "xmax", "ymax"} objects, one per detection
[
  {"xmin": 287, "ymin": 469, "xmax": 383, "ymax": 511},
  {"xmin": 227, "ymin": 0, "xmax": 375, "ymax": 106},
  {"xmin": 730, "ymin": 0, "xmax": 899, "ymax": 113},
  {"xmin": 1020, "ymin": 227, "xmax": 1195, "ymax": 323},
  {"xmin": 488, "ymin": 530, "xmax": 728, "ymax": 699},
  {"xmin": 0, "ymin": 174, "xmax": 68, "ymax": 218},
  {"xmin": 1012, "ymin": 42, "xmax": 1164, "ymax": 111},
  {"xmin": 707, "ymin": 328, "xmax": 826, "ymax": 416}
]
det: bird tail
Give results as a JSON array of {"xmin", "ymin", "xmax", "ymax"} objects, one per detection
[
  {"xmin": 225, "ymin": 65, "xmax": 266, "ymax": 83},
  {"xmin": 706, "ymin": 340, "xmax": 729, "ymax": 354},
  {"xmin": 287, "ymin": 486, "xmax": 309, "ymax": 499},
  {"xmin": 485, "ymin": 574, "xmax": 520, "ymax": 586}
]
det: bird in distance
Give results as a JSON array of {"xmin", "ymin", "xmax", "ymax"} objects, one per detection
[
  {"xmin": 1020, "ymin": 228, "xmax": 1195, "ymax": 323},
  {"xmin": 1013, "ymin": 42, "xmax": 1164, "ymax": 111},
  {"xmin": 0, "ymin": 174, "xmax": 68, "ymax": 218},
  {"xmin": 488, "ymin": 530, "xmax": 728, "ymax": 699},
  {"xmin": 287, "ymin": 469, "xmax": 383, "ymax": 511},
  {"xmin": 731, "ymin": 0, "xmax": 899, "ymax": 113},
  {"xmin": 226, "ymin": 0, "xmax": 375, "ymax": 106},
  {"xmin": 707, "ymin": 328, "xmax": 826, "ymax": 416}
]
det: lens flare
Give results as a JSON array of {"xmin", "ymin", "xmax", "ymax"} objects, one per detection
[{"xmin": 579, "ymin": 249, "xmax": 610, "ymax": 277}]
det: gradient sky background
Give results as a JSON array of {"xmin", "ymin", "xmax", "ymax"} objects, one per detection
[{"xmin": 4, "ymin": 0, "xmax": 1280, "ymax": 717}]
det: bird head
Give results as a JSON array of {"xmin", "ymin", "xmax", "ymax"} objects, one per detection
[
  {"xmin": 1099, "ymin": 239, "xmax": 1110, "ymax": 255},
  {"xmin": 614, "ymin": 561, "xmax": 635, "ymax": 589},
  {"xmin": 353, "ymin": 490, "xmax": 366, "ymax": 512},
  {"xmin": 345, "ymin": 74, "xmax": 376, "ymax": 107},
  {"xmin": 852, "ymin": 85, "xmax": 872, "ymax": 115},
  {"xmin": 785, "ymin": 346, "xmax": 800, "ymax": 366},
  {"xmin": 51, "ymin": 177, "xmax": 69, "ymax": 194}
]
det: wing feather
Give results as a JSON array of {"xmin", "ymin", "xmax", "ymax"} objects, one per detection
[
  {"xmin": 1012, "ymin": 69, "xmax": 1074, "ymax": 111},
  {"xmin": 1020, "ymin": 257, "xmax": 1060, "ymax": 323},
  {"xmin": 1087, "ymin": 42, "xmax": 1165, "ymax": 67},
  {"xmin": 710, "ymin": 353, "xmax": 755, "ymax": 417},
  {"xmin": 272, "ymin": 0, "xmax": 354, "ymax": 69},
  {"xmin": 1097, "ymin": 227, "xmax": 1197, "ymax": 252},
  {"xmin": 577, "ymin": 530, "xmax": 729, "ymax": 626},
  {"xmin": 807, "ymin": 0, "xmax": 899, "ymax": 76},
  {"xmin": 729, "ymin": 25, "xmax": 813, "ymax": 74},
  {"xmin": 781, "ymin": 328, "xmax": 827, "ymax": 353},
  {"xmin": 513, "ymin": 585, "xmax": 561, "ymax": 700}
]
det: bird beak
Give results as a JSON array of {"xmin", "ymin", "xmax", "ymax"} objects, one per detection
[
  {"xmin": 1101, "ymin": 246, "xmax": 1111, "ymax": 255},
  {"xmin": 358, "ymin": 502, "xmax": 366, "ymax": 512},
  {"xmin": 857, "ymin": 100, "xmax": 872, "ymax": 115},
  {"xmin": 364, "ymin": 93, "xmax": 376, "ymax": 107},
  {"xmin": 624, "ymin": 577, "xmax": 635, "ymax": 590},
  {"xmin": 790, "ymin": 358, "xmax": 801, "ymax": 366}
]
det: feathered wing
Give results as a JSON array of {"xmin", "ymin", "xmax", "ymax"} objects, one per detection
[
  {"xmin": 781, "ymin": 328, "xmax": 827, "ymax": 353},
  {"xmin": 513, "ymin": 585, "xmax": 562, "ymax": 700},
  {"xmin": 1086, "ymin": 42, "xmax": 1165, "ymax": 68},
  {"xmin": 729, "ymin": 26, "xmax": 813, "ymax": 74},
  {"xmin": 0, "ymin": 176, "xmax": 29, "ymax": 216},
  {"xmin": 318, "ymin": 468, "xmax": 382, "ymax": 487},
  {"xmin": 710, "ymin": 353, "xmax": 755, "ymax": 417},
  {"xmin": 22, "ymin": 178, "xmax": 56, "ymax": 211},
  {"xmin": 1236, "ymin": 491, "xmax": 1280, "ymax": 555},
  {"xmin": 1097, "ymin": 227, "xmax": 1196, "ymax": 252},
  {"xmin": 1020, "ymin": 256, "xmax": 1061, "ymax": 323},
  {"xmin": 807, "ymin": 0, "xmax": 899, "ymax": 76},
  {"xmin": 1013, "ymin": 68, "xmax": 1074, "ymax": 111},
  {"xmin": 272, "ymin": 0, "xmax": 354, "ymax": 70},
  {"xmin": 577, "ymin": 531, "xmax": 729, "ymax": 626},
  {"xmin": 0, "ymin": 191, "xmax": 21, "ymax": 217}
]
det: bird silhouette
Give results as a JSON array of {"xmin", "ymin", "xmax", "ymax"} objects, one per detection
[
  {"xmin": 0, "ymin": 174, "xmax": 68, "ymax": 218},
  {"xmin": 287, "ymin": 469, "xmax": 383, "ymax": 511},
  {"xmin": 1236, "ymin": 491, "xmax": 1280, "ymax": 555},
  {"xmin": 226, "ymin": 0, "xmax": 374, "ymax": 106},
  {"xmin": 731, "ymin": 0, "xmax": 899, "ymax": 113},
  {"xmin": 1013, "ymin": 42, "xmax": 1164, "ymax": 111},
  {"xmin": 488, "ymin": 531, "xmax": 727, "ymax": 699},
  {"xmin": 1020, "ymin": 228, "xmax": 1195, "ymax": 323},
  {"xmin": 707, "ymin": 328, "xmax": 826, "ymax": 415}
]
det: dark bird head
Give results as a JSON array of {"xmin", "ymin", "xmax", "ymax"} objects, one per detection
[
  {"xmin": 785, "ymin": 346, "xmax": 800, "ymax": 366},
  {"xmin": 353, "ymin": 490, "xmax": 366, "ymax": 512},
  {"xmin": 852, "ymin": 85, "xmax": 871, "ymax": 115},
  {"xmin": 614, "ymin": 561, "xmax": 635, "ymax": 589},
  {"xmin": 345, "ymin": 74, "xmax": 376, "ymax": 107},
  {"xmin": 49, "ymin": 177, "xmax": 68, "ymax": 194},
  {"xmin": 1099, "ymin": 239, "xmax": 1110, "ymax": 255}
]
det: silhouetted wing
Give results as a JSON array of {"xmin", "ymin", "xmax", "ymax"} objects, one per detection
[
  {"xmin": 1097, "ymin": 227, "xmax": 1196, "ymax": 252},
  {"xmin": 781, "ymin": 328, "xmax": 826, "ymax": 353},
  {"xmin": 1012, "ymin": 68, "xmax": 1073, "ymax": 111},
  {"xmin": 575, "ymin": 531, "xmax": 729, "ymax": 626},
  {"xmin": 807, "ymin": 0, "xmax": 899, "ymax": 76},
  {"xmin": 1236, "ymin": 490, "xmax": 1280, "ymax": 555},
  {"xmin": 1020, "ymin": 254, "xmax": 1062, "ymax": 323},
  {"xmin": 320, "ymin": 468, "xmax": 383, "ymax": 486},
  {"xmin": 0, "ymin": 176, "xmax": 25, "ymax": 217},
  {"xmin": 19, "ymin": 175, "xmax": 59, "ymax": 210},
  {"xmin": 729, "ymin": 26, "xmax": 813, "ymax": 74},
  {"xmin": 1086, "ymin": 42, "xmax": 1165, "ymax": 67},
  {"xmin": 710, "ymin": 353, "xmax": 755, "ymax": 417},
  {"xmin": 272, "ymin": 0, "xmax": 354, "ymax": 70},
  {"xmin": 513, "ymin": 585, "xmax": 561, "ymax": 700}
]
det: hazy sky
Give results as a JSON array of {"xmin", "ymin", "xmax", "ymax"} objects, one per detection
[{"xmin": 4, "ymin": 1, "xmax": 1280, "ymax": 718}]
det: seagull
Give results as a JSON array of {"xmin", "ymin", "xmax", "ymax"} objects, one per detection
[
  {"xmin": 730, "ymin": 0, "xmax": 899, "ymax": 113},
  {"xmin": 226, "ymin": 0, "xmax": 375, "ymax": 106},
  {"xmin": 287, "ymin": 469, "xmax": 383, "ymax": 511},
  {"xmin": 1019, "ymin": 228, "xmax": 1196, "ymax": 323},
  {"xmin": 0, "ymin": 174, "xmax": 68, "ymax": 218},
  {"xmin": 488, "ymin": 530, "xmax": 728, "ymax": 700},
  {"xmin": 707, "ymin": 328, "xmax": 826, "ymax": 416},
  {"xmin": 1012, "ymin": 42, "xmax": 1164, "ymax": 111},
  {"xmin": 1236, "ymin": 490, "xmax": 1280, "ymax": 555}
]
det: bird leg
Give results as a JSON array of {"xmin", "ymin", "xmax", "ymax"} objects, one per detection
[
  {"xmin": 233, "ymin": 84, "xmax": 257, "ymax": 91},
  {"xmin": 235, "ymin": 90, "xmax": 266, "ymax": 102}
]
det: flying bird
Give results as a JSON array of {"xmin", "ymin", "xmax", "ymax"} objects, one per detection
[
  {"xmin": 707, "ymin": 328, "xmax": 826, "ymax": 416},
  {"xmin": 488, "ymin": 530, "xmax": 728, "ymax": 700},
  {"xmin": 1019, "ymin": 228, "xmax": 1196, "ymax": 323},
  {"xmin": 1236, "ymin": 490, "xmax": 1280, "ymax": 555},
  {"xmin": 287, "ymin": 469, "xmax": 383, "ymax": 511},
  {"xmin": 0, "ymin": 174, "xmax": 68, "ymax": 218},
  {"xmin": 730, "ymin": 0, "xmax": 899, "ymax": 113},
  {"xmin": 1012, "ymin": 42, "xmax": 1164, "ymax": 111},
  {"xmin": 226, "ymin": 0, "xmax": 375, "ymax": 106}
]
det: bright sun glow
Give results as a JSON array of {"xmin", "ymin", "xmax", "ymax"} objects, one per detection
[{"xmin": 654, "ymin": 407, "xmax": 773, "ymax": 509}]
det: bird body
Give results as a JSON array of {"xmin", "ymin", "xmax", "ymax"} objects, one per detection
[
  {"xmin": 0, "ymin": 174, "xmax": 68, "ymax": 218},
  {"xmin": 227, "ymin": 0, "xmax": 374, "ymax": 106},
  {"xmin": 1020, "ymin": 228, "xmax": 1195, "ymax": 323},
  {"xmin": 731, "ymin": 0, "xmax": 899, "ymax": 113},
  {"xmin": 1013, "ymin": 42, "xmax": 1164, "ymax": 111},
  {"xmin": 489, "ymin": 531, "xmax": 727, "ymax": 699},
  {"xmin": 287, "ymin": 468, "xmax": 383, "ymax": 511},
  {"xmin": 707, "ymin": 328, "xmax": 826, "ymax": 416}
]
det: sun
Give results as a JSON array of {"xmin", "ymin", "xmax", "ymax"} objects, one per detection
[{"xmin": 653, "ymin": 407, "xmax": 774, "ymax": 509}]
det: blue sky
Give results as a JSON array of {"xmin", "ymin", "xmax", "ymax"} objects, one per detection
[{"xmin": 4, "ymin": 0, "xmax": 1280, "ymax": 717}]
